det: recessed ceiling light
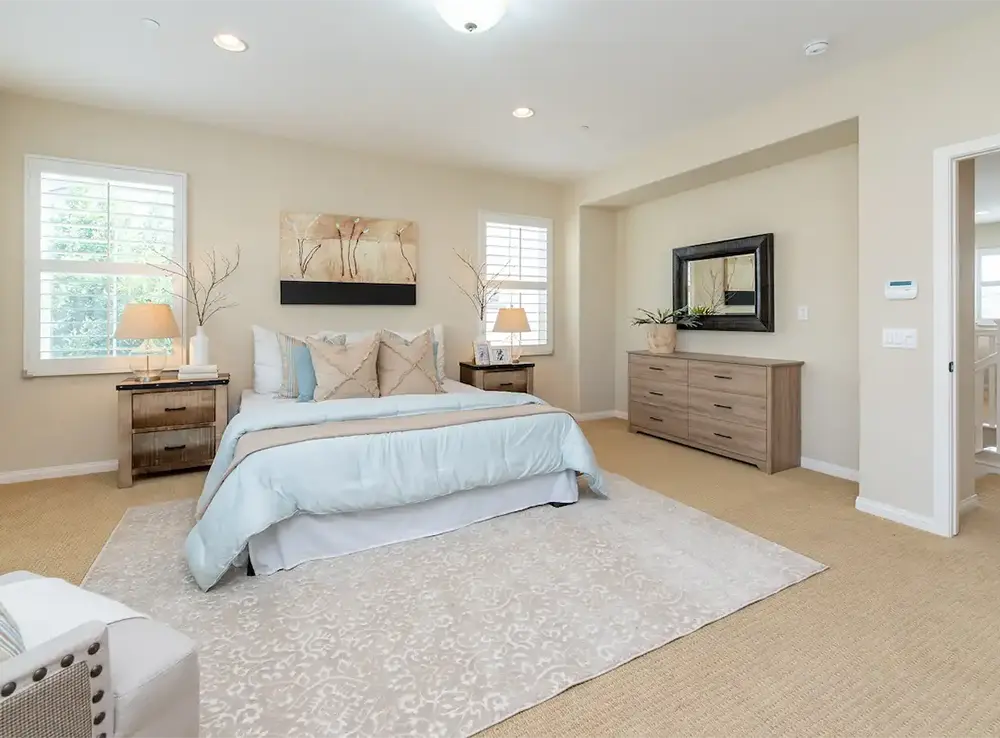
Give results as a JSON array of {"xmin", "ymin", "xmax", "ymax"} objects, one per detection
[
  {"xmin": 803, "ymin": 40, "xmax": 829, "ymax": 56},
  {"xmin": 213, "ymin": 33, "xmax": 248, "ymax": 52},
  {"xmin": 512, "ymin": 107, "xmax": 534, "ymax": 119},
  {"xmin": 140, "ymin": 18, "xmax": 160, "ymax": 30}
]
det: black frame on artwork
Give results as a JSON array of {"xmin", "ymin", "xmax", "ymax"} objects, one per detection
[
  {"xmin": 280, "ymin": 280, "xmax": 416, "ymax": 306},
  {"xmin": 672, "ymin": 233, "xmax": 774, "ymax": 332}
]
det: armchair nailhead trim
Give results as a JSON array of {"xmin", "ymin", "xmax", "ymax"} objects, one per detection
[
  {"xmin": 94, "ymin": 711, "xmax": 106, "ymax": 726},
  {"xmin": 60, "ymin": 654, "xmax": 74, "ymax": 667},
  {"xmin": 32, "ymin": 667, "xmax": 47, "ymax": 682},
  {"xmin": 98, "ymin": 734, "xmax": 107, "ymax": 738},
  {"xmin": 90, "ymin": 665, "xmax": 102, "ymax": 678},
  {"xmin": 92, "ymin": 689, "xmax": 105, "ymax": 704},
  {"xmin": 87, "ymin": 642, "xmax": 101, "ymax": 655},
  {"xmin": 0, "ymin": 682, "xmax": 14, "ymax": 698}
]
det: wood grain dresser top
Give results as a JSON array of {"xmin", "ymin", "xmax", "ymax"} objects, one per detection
[{"xmin": 627, "ymin": 351, "xmax": 803, "ymax": 367}]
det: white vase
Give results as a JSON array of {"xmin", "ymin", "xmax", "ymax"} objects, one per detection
[{"xmin": 189, "ymin": 325, "xmax": 210, "ymax": 366}]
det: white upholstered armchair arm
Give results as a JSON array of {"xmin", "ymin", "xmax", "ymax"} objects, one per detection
[{"xmin": 0, "ymin": 621, "xmax": 114, "ymax": 738}]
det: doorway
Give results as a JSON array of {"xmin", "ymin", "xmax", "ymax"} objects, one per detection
[{"xmin": 933, "ymin": 134, "xmax": 1000, "ymax": 536}]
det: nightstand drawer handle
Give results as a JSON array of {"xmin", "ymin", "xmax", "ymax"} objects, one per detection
[
  {"xmin": 649, "ymin": 366, "xmax": 664, "ymax": 372},
  {"xmin": 648, "ymin": 416, "xmax": 663, "ymax": 423},
  {"xmin": 499, "ymin": 382, "xmax": 515, "ymax": 387},
  {"xmin": 713, "ymin": 375, "xmax": 732, "ymax": 380},
  {"xmin": 713, "ymin": 433, "xmax": 732, "ymax": 440},
  {"xmin": 648, "ymin": 391, "xmax": 664, "ymax": 397},
  {"xmin": 713, "ymin": 403, "xmax": 732, "ymax": 410},
  {"xmin": 164, "ymin": 406, "xmax": 187, "ymax": 412},
  {"xmin": 164, "ymin": 444, "xmax": 187, "ymax": 451}
]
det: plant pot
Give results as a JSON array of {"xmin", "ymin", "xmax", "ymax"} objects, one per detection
[{"xmin": 646, "ymin": 324, "xmax": 677, "ymax": 354}]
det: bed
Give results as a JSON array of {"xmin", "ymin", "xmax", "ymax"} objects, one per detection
[
  {"xmin": 184, "ymin": 327, "xmax": 604, "ymax": 591},
  {"xmin": 239, "ymin": 382, "xmax": 580, "ymax": 576}
]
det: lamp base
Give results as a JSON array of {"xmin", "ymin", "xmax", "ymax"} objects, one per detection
[{"xmin": 129, "ymin": 341, "xmax": 167, "ymax": 382}]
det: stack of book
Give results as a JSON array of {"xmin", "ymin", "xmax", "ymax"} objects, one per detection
[{"xmin": 177, "ymin": 364, "xmax": 219, "ymax": 380}]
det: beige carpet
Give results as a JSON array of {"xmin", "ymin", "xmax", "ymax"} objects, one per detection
[
  {"xmin": 3, "ymin": 418, "xmax": 1000, "ymax": 736},
  {"xmin": 82, "ymin": 474, "xmax": 822, "ymax": 737}
]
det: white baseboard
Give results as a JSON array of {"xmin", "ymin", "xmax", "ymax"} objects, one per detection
[
  {"xmin": 0, "ymin": 460, "xmax": 118, "ymax": 485},
  {"xmin": 800, "ymin": 457, "xmax": 859, "ymax": 482},
  {"xmin": 959, "ymin": 494, "xmax": 980, "ymax": 515},
  {"xmin": 854, "ymin": 496, "xmax": 948, "ymax": 536},
  {"xmin": 575, "ymin": 410, "xmax": 627, "ymax": 422}
]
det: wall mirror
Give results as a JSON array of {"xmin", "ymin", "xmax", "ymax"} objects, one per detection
[{"xmin": 672, "ymin": 233, "xmax": 774, "ymax": 332}]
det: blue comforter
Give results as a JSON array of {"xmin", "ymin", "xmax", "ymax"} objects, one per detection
[{"xmin": 185, "ymin": 392, "xmax": 604, "ymax": 590}]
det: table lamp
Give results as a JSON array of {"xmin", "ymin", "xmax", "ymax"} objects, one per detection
[
  {"xmin": 114, "ymin": 303, "xmax": 181, "ymax": 382},
  {"xmin": 492, "ymin": 307, "xmax": 531, "ymax": 364}
]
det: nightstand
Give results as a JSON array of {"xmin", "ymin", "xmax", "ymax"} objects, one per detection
[
  {"xmin": 459, "ymin": 362, "xmax": 535, "ymax": 394},
  {"xmin": 116, "ymin": 373, "xmax": 230, "ymax": 488}
]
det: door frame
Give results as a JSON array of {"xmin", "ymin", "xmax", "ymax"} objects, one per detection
[{"xmin": 932, "ymin": 132, "xmax": 1000, "ymax": 536}]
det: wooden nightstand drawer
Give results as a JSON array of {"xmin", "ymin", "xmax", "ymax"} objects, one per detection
[
  {"xmin": 482, "ymin": 371, "xmax": 529, "ymax": 392},
  {"xmin": 133, "ymin": 389, "xmax": 216, "ymax": 429},
  {"xmin": 132, "ymin": 427, "xmax": 215, "ymax": 471}
]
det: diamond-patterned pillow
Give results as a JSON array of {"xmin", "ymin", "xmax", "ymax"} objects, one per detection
[
  {"xmin": 378, "ymin": 330, "xmax": 443, "ymax": 397},
  {"xmin": 307, "ymin": 336, "xmax": 381, "ymax": 401}
]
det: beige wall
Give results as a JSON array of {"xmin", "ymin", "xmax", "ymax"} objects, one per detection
[
  {"xmin": 571, "ymin": 8, "xmax": 1000, "ymax": 521},
  {"xmin": 0, "ymin": 92, "xmax": 566, "ymax": 473},
  {"xmin": 977, "ymin": 221, "xmax": 1000, "ymax": 249},
  {"xmin": 577, "ymin": 207, "xmax": 617, "ymax": 414},
  {"xmin": 618, "ymin": 145, "xmax": 860, "ymax": 471}
]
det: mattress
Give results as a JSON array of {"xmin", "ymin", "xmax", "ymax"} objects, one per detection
[{"xmin": 239, "ymin": 378, "xmax": 479, "ymax": 411}]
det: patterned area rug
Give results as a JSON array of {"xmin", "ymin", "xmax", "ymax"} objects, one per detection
[{"xmin": 83, "ymin": 473, "xmax": 825, "ymax": 737}]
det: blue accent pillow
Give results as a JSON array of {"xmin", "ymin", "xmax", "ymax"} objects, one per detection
[{"xmin": 293, "ymin": 344, "xmax": 318, "ymax": 402}]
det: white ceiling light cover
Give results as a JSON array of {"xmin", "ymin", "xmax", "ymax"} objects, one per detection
[{"xmin": 435, "ymin": 0, "xmax": 506, "ymax": 34}]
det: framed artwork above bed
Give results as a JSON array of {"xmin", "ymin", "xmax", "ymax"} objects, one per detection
[{"xmin": 279, "ymin": 211, "xmax": 418, "ymax": 305}]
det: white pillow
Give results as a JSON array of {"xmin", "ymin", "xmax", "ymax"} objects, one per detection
[{"xmin": 255, "ymin": 324, "xmax": 446, "ymax": 393}]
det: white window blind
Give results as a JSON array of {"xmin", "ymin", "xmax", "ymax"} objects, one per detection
[
  {"xmin": 481, "ymin": 213, "xmax": 553, "ymax": 354},
  {"xmin": 24, "ymin": 156, "xmax": 187, "ymax": 377}
]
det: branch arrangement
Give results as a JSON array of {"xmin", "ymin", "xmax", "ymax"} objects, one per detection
[
  {"xmin": 451, "ymin": 251, "xmax": 508, "ymax": 321},
  {"xmin": 154, "ymin": 245, "xmax": 241, "ymax": 326}
]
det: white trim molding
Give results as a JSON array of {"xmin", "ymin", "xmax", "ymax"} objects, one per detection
[
  {"xmin": 855, "ymin": 496, "xmax": 949, "ymax": 536},
  {"xmin": 0, "ymin": 460, "xmax": 118, "ymax": 485},
  {"xmin": 574, "ymin": 410, "xmax": 622, "ymax": 422},
  {"xmin": 959, "ymin": 494, "xmax": 980, "ymax": 516},
  {"xmin": 800, "ymin": 458, "xmax": 859, "ymax": 482}
]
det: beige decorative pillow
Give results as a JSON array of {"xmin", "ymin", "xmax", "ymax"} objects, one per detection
[
  {"xmin": 378, "ymin": 330, "xmax": 443, "ymax": 396},
  {"xmin": 307, "ymin": 336, "xmax": 380, "ymax": 401}
]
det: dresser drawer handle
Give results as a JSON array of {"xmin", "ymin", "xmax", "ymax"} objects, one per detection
[
  {"xmin": 164, "ymin": 444, "xmax": 187, "ymax": 451},
  {"xmin": 648, "ymin": 416, "xmax": 663, "ymax": 423},
  {"xmin": 499, "ymin": 382, "xmax": 514, "ymax": 387},
  {"xmin": 648, "ymin": 391, "xmax": 664, "ymax": 397},
  {"xmin": 649, "ymin": 366, "xmax": 664, "ymax": 372},
  {"xmin": 713, "ymin": 433, "xmax": 732, "ymax": 440},
  {"xmin": 713, "ymin": 375, "xmax": 732, "ymax": 380},
  {"xmin": 713, "ymin": 403, "xmax": 732, "ymax": 410},
  {"xmin": 164, "ymin": 406, "xmax": 187, "ymax": 412}
]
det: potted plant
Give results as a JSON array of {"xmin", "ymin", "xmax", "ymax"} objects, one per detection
[{"xmin": 631, "ymin": 307, "xmax": 702, "ymax": 354}]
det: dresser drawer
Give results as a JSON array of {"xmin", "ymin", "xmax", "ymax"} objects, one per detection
[
  {"xmin": 689, "ymin": 415, "xmax": 766, "ymax": 460},
  {"xmin": 482, "ymin": 371, "xmax": 529, "ymax": 392},
  {"xmin": 629, "ymin": 355, "xmax": 688, "ymax": 385},
  {"xmin": 132, "ymin": 427, "xmax": 215, "ymax": 470},
  {"xmin": 688, "ymin": 387, "xmax": 767, "ymax": 429},
  {"xmin": 689, "ymin": 361, "xmax": 766, "ymax": 398},
  {"xmin": 133, "ymin": 389, "xmax": 216, "ymax": 429},
  {"xmin": 630, "ymin": 402, "xmax": 687, "ymax": 439},
  {"xmin": 630, "ymin": 378, "xmax": 687, "ymax": 413}
]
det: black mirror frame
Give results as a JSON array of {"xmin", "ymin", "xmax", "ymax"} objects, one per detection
[{"xmin": 672, "ymin": 233, "xmax": 774, "ymax": 333}]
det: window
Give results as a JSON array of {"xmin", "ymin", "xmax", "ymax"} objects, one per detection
[
  {"xmin": 23, "ymin": 156, "xmax": 186, "ymax": 377},
  {"xmin": 978, "ymin": 247, "xmax": 1000, "ymax": 322},
  {"xmin": 481, "ymin": 212, "xmax": 553, "ymax": 355}
]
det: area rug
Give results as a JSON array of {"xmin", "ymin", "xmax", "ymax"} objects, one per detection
[{"xmin": 83, "ymin": 473, "xmax": 825, "ymax": 737}]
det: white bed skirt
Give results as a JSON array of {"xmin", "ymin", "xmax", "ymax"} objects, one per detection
[{"xmin": 248, "ymin": 470, "xmax": 579, "ymax": 576}]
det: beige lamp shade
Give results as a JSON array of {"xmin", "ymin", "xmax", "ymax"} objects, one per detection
[
  {"xmin": 492, "ymin": 307, "xmax": 531, "ymax": 333},
  {"xmin": 114, "ymin": 303, "xmax": 181, "ymax": 340}
]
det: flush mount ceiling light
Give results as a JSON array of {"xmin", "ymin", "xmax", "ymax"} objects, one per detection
[
  {"xmin": 512, "ymin": 107, "xmax": 534, "ymax": 119},
  {"xmin": 139, "ymin": 18, "xmax": 160, "ymax": 30},
  {"xmin": 435, "ymin": 0, "xmax": 506, "ymax": 34},
  {"xmin": 803, "ymin": 39, "xmax": 830, "ymax": 56},
  {"xmin": 213, "ymin": 33, "xmax": 248, "ymax": 52}
]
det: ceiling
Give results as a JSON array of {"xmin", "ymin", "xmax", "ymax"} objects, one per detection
[
  {"xmin": 977, "ymin": 153, "xmax": 1000, "ymax": 224},
  {"xmin": 0, "ymin": 0, "xmax": 994, "ymax": 181}
]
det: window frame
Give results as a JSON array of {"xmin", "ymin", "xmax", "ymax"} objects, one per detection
[
  {"xmin": 976, "ymin": 246, "xmax": 1000, "ymax": 323},
  {"xmin": 478, "ymin": 210, "xmax": 554, "ymax": 356},
  {"xmin": 23, "ymin": 155, "xmax": 188, "ymax": 378}
]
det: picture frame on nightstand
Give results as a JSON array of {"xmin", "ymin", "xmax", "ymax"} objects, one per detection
[
  {"xmin": 490, "ymin": 346, "xmax": 509, "ymax": 364},
  {"xmin": 473, "ymin": 341, "xmax": 492, "ymax": 366}
]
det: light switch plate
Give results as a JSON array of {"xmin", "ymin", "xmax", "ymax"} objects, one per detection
[{"xmin": 882, "ymin": 328, "xmax": 918, "ymax": 349}]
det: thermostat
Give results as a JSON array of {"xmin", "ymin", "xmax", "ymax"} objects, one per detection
[{"xmin": 885, "ymin": 279, "xmax": 917, "ymax": 300}]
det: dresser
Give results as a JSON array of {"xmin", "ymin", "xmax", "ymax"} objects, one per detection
[
  {"xmin": 116, "ymin": 374, "xmax": 230, "ymax": 487},
  {"xmin": 627, "ymin": 351, "xmax": 803, "ymax": 473}
]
